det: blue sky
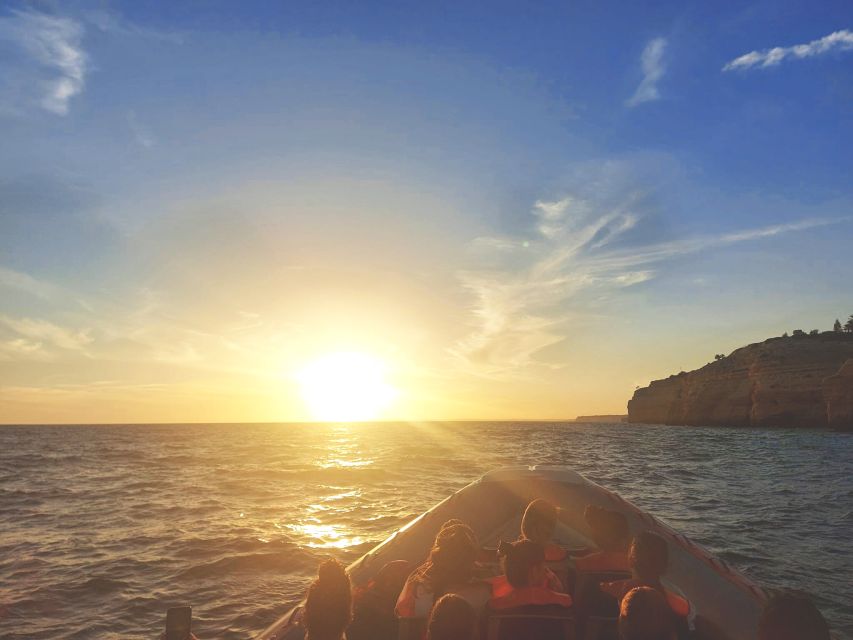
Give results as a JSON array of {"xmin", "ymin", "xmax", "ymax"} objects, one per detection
[{"xmin": 1, "ymin": 1, "xmax": 851, "ymax": 422}]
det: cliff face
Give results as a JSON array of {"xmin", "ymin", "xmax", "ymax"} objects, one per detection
[{"xmin": 628, "ymin": 333, "xmax": 853, "ymax": 429}]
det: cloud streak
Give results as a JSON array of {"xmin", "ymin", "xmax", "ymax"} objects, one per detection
[
  {"xmin": 0, "ymin": 266, "xmax": 62, "ymax": 300},
  {"xmin": 0, "ymin": 8, "xmax": 87, "ymax": 115},
  {"xmin": 453, "ymin": 173, "xmax": 849, "ymax": 377},
  {"xmin": 723, "ymin": 29, "xmax": 853, "ymax": 71},
  {"xmin": 0, "ymin": 314, "xmax": 92, "ymax": 360},
  {"xmin": 627, "ymin": 37, "xmax": 667, "ymax": 107}
]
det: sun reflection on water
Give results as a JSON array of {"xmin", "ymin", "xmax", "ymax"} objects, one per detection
[{"xmin": 287, "ymin": 521, "xmax": 365, "ymax": 549}]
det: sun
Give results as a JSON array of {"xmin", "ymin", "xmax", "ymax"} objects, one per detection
[{"xmin": 297, "ymin": 351, "xmax": 398, "ymax": 422}]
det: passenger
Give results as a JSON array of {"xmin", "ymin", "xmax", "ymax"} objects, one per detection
[
  {"xmin": 574, "ymin": 505, "xmax": 631, "ymax": 572},
  {"xmin": 426, "ymin": 594, "xmax": 476, "ymax": 640},
  {"xmin": 488, "ymin": 539, "xmax": 572, "ymax": 610},
  {"xmin": 396, "ymin": 523, "xmax": 490, "ymax": 619},
  {"xmin": 490, "ymin": 537, "xmax": 564, "ymax": 597},
  {"xmin": 600, "ymin": 532, "xmax": 689, "ymax": 619},
  {"xmin": 618, "ymin": 586, "xmax": 677, "ymax": 640},
  {"xmin": 758, "ymin": 593, "xmax": 831, "ymax": 640},
  {"xmin": 520, "ymin": 499, "xmax": 566, "ymax": 561},
  {"xmin": 304, "ymin": 558, "xmax": 352, "ymax": 640},
  {"xmin": 348, "ymin": 560, "xmax": 412, "ymax": 640}
]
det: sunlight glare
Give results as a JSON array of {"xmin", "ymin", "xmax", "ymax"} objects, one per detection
[{"xmin": 297, "ymin": 351, "xmax": 397, "ymax": 421}]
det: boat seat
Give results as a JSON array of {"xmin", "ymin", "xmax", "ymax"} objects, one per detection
[{"xmin": 483, "ymin": 604, "xmax": 575, "ymax": 640}]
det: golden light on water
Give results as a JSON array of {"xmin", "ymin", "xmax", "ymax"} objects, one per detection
[
  {"xmin": 297, "ymin": 352, "xmax": 398, "ymax": 422},
  {"xmin": 288, "ymin": 522, "xmax": 366, "ymax": 549}
]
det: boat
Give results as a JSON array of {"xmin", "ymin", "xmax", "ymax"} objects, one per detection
[{"xmin": 256, "ymin": 466, "xmax": 767, "ymax": 640}]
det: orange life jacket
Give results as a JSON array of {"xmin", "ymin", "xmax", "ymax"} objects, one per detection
[
  {"xmin": 599, "ymin": 579, "xmax": 690, "ymax": 618},
  {"xmin": 574, "ymin": 550, "xmax": 630, "ymax": 573},
  {"xmin": 396, "ymin": 578, "xmax": 492, "ymax": 619},
  {"xmin": 489, "ymin": 568, "xmax": 563, "ymax": 598},
  {"xmin": 489, "ymin": 584, "xmax": 573, "ymax": 610}
]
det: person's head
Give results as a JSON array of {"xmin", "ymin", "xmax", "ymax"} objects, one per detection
[
  {"xmin": 619, "ymin": 587, "xmax": 677, "ymax": 640},
  {"xmin": 440, "ymin": 519, "xmax": 465, "ymax": 531},
  {"xmin": 758, "ymin": 593, "xmax": 830, "ymax": 640},
  {"xmin": 629, "ymin": 532, "xmax": 668, "ymax": 582},
  {"xmin": 521, "ymin": 499, "xmax": 558, "ymax": 545},
  {"xmin": 417, "ymin": 523, "xmax": 479, "ymax": 593},
  {"xmin": 426, "ymin": 594, "xmax": 475, "ymax": 640},
  {"xmin": 304, "ymin": 558, "xmax": 352, "ymax": 640},
  {"xmin": 585, "ymin": 504, "xmax": 630, "ymax": 552},
  {"xmin": 498, "ymin": 539, "xmax": 547, "ymax": 589}
]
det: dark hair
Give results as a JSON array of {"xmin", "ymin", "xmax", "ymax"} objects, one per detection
[
  {"xmin": 758, "ymin": 593, "xmax": 830, "ymax": 640},
  {"xmin": 304, "ymin": 559, "xmax": 352, "ymax": 640},
  {"xmin": 630, "ymin": 532, "xmax": 668, "ymax": 582},
  {"xmin": 521, "ymin": 499, "xmax": 558, "ymax": 544},
  {"xmin": 427, "ymin": 594, "xmax": 475, "ymax": 640},
  {"xmin": 413, "ymin": 523, "xmax": 478, "ymax": 596},
  {"xmin": 585, "ymin": 505, "xmax": 630, "ymax": 551},
  {"xmin": 619, "ymin": 586, "xmax": 676, "ymax": 640},
  {"xmin": 498, "ymin": 539, "xmax": 545, "ymax": 588}
]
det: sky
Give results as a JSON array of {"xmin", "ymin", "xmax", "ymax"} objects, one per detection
[{"xmin": 1, "ymin": 0, "xmax": 852, "ymax": 423}]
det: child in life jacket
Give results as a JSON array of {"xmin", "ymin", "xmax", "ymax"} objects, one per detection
[
  {"xmin": 520, "ymin": 499, "xmax": 567, "ymax": 562},
  {"xmin": 599, "ymin": 532, "xmax": 690, "ymax": 620},
  {"xmin": 488, "ymin": 539, "xmax": 572, "ymax": 610},
  {"xmin": 573, "ymin": 504, "xmax": 631, "ymax": 573},
  {"xmin": 396, "ymin": 523, "xmax": 490, "ymax": 620},
  {"xmin": 618, "ymin": 586, "xmax": 678, "ymax": 640}
]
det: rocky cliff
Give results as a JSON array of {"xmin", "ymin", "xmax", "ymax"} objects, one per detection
[{"xmin": 627, "ymin": 333, "xmax": 853, "ymax": 429}]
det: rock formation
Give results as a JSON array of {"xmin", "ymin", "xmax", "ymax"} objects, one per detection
[{"xmin": 627, "ymin": 333, "xmax": 853, "ymax": 429}]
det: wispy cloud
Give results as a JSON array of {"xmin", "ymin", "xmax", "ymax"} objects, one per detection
[
  {"xmin": 452, "ymin": 170, "xmax": 849, "ymax": 377},
  {"xmin": 723, "ymin": 29, "xmax": 853, "ymax": 71},
  {"xmin": 0, "ymin": 8, "xmax": 86, "ymax": 115},
  {"xmin": 627, "ymin": 37, "xmax": 667, "ymax": 107},
  {"xmin": 0, "ymin": 266, "xmax": 61, "ymax": 299},
  {"xmin": 0, "ymin": 314, "xmax": 92, "ymax": 358}
]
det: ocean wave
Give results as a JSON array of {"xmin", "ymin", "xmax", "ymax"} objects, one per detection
[{"xmin": 1, "ymin": 422, "xmax": 851, "ymax": 639}]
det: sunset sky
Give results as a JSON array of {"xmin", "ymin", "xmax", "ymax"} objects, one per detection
[{"xmin": 1, "ymin": 1, "xmax": 852, "ymax": 423}]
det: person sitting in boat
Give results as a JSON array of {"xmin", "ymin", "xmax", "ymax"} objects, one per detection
[
  {"xmin": 618, "ymin": 586, "xmax": 677, "ymax": 640},
  {"xmin": 520, "ymin": 498, "xmax": 567, "ymax": 562},
  {"xmin": 573, "ymin": 504, "xmax": 631, "ymax": 572},
  {"xmin": 348, "ymin": 560, "xmax": 412, "ymax": 640},
  {"xmin": 395, "ymin": 523, "xmax": 490, "ymax": 620},
  {"xmin": 304, "ymin": 558, "xmax": 352, "ymax": 640},
  {"xmin": 599, "ymin": 532, "xmax": 689, "ymax": 620},
  {"xmin": 490, "ymin": 536, "xmax": 564, "ymax": 597},
  {"xmin": 426, "ymin": 594, "xmax": 476, "ymax": 640},
  {"xmin": 488, "ymin": 539, "xmax": 572, "ymax": 610},
  {"xmin": 758, "ymin": 593, "xmax": 831, "ymax": 640}
]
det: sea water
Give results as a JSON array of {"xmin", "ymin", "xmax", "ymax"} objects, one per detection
[{"xmin": 0, "ymin": 422, "xmax": 850, "ymax": 639}]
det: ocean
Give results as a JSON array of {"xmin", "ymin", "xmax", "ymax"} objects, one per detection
[{"xmin": 0, "ymin": 422, "xmax": 850, "ymax": 639}]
